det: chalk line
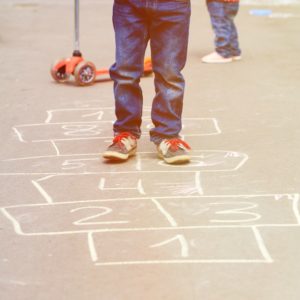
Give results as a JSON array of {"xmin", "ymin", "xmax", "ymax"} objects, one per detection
[
  {"xmin": 87, "ymin": 232, "xmax": 98, "ymax": 262},
  {"xmin": 291, "ymin": 194, "xmax": 300, "ymax": 224},
  {"xmin": 252, "ymin": 226, "xmax": 273, "ymax": 263},
  {"xmin": 0, "ymin": 208, "xmax": 24, "ymax": 235},
  {"xmin": 50, "ymin": 140, "xmax": 60, "ymax": 156},
  {"xmin": 95, "ymin": 259, "xmax": 270, "ymax": 266},
  {"xmin": 31, "ymin": 175, "xmax": 56, "ymax": 203},
  {"xmin": 2, "ymin": 193, "xmax": 297, "ymax": 209},
  {"xmin": 195, "ymin": 171, "xmax": 203, "ymax": 195},
  {"xmin": 135, "ymin": 153, "xmax": 142, "ymax": 171},
  {"xmin": 151, "ymin": 198, "xmax": 178, "ymax": 227},
  {"xmin": 137, "ymin": 179, "xmax": 146, "ymax": 195},
  {"xmin": 12, "ymin": 127, "xmax": 26, "ymax": 143}
]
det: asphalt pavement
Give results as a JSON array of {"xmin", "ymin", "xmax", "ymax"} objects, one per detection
[{"xmin": 0, "ymin": 0, "xmax": 300, "ymax": 299}]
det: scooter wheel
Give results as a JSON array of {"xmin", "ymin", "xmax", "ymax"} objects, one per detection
[
  {"xmin": 74, "ymin": 61, "xmax": 96, "ymax": 86},
  {"xmin": 50, "ymin": 59, "xmax": 70, "ymax": 83}
]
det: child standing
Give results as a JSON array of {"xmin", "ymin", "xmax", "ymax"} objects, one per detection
[
  {"xmin": 103, "ymin": 0, "xmax": 192, "ymax": 164},
  {"xmin": 202, "ymin": 0, "xmax": 241, "ymax": 63}
]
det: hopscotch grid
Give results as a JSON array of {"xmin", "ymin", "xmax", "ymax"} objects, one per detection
[{"xmin": 6, "ymin": 107, "xmax": 298, "ymax": 266}]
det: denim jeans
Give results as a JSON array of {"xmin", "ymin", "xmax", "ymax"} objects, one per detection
[
  {"xmin": 207, "ymin": 1, "xmax": 241, "ymax": 58},
  {"xmin": 110, "ymin": 0, "xmax": 191, "ymax": 144}
]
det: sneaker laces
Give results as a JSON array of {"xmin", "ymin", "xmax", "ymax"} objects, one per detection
[
  {"xmin": 165, "ymin": 138, "xmax": 191, "ymax": 152},
  {"xmin": 112, "ymin": 132, "xmax": 136, "ymax": 146}
]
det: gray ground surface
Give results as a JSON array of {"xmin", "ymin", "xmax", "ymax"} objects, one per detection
[{"xmin": 0, "ymin": 0, "xmax": 300, "ymax": 299}]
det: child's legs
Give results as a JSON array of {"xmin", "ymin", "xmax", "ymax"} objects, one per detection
[
  {"xmin": 225, "ymin": 2, "xmax": 241, "ymax": 56},
  {"xmin": 149, "ymin": 0, "xmax": 191, "ymax": 144},
  {"xmin": 110, "ymin": 0, "xmax": 149, "ymax": 138},
  {"xmin": 207, "ymin": 1, "xmax": 233, "ymax": 58}
]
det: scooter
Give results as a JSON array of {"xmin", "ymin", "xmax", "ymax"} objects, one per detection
[{"xmin": 51, "ymin": 0, "xmax": 152, "ymax": 86}]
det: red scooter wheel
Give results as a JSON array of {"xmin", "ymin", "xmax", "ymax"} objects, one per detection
[
  {"xmin": 50, "ymin": 59, "xmax": 70, "ymax": 83},
  {"xmin": 74, "ymin": 61, "xmax": 96, "ymax": 86}
]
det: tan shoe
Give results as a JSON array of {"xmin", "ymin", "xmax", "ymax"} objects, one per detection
[{"xmin": 202, "ymin": 52, "xmax": 233, "ymax": 64}]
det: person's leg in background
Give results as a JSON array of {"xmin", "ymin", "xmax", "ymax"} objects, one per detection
[
  {"xmin": 226, "ymin": 1, "xmax": 242, "ymax": 59},
  {"xmin": 202, "ymin": 0, "xmax": 233, "ymax": 63}
]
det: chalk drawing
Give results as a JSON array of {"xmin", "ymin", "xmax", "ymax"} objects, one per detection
[
  {"xmin": 1, "ymin": 194, "xmax": 299, "ymax": 237},
  {"xmin": 12, "ymin": 117, "xmax": 220, "ymax": 144},
  {"xmin": 89, "ymin": 227, "xmax": 273, "ymax": 265},
  {"xmin": 3, "ymin": 106, "xmax": 298, "ymax": 267},
  {"xmin": 70, "ymin": 206, "xmax": 129, "ymax": 226},
  {"xmin": 150, "ymin": 235, "xmax": 190, "ymax": 258},
  {"xmin": 0, "ymin": 150, "xmax": 249, "ymax": 175}
]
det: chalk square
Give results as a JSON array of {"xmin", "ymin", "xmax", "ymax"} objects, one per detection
[
  {"xmin": 91, "ymin": 227, "xmax": 270, "ymax": 265},
  {"xmin": 1, "ymin": 200, "xmax": 176, "ymax": 235},
  {"xmin": 157, "ymin": 195, "xmax": 300, "ymax": 226}
]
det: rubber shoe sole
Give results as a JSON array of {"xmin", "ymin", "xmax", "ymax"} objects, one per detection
[
  {"xmin": 103, "ymin": 147, "xmax": 137, "ymax": 161},
  {"xmin": 233, "ymin": 56, "xmax": 242, "ymax": 61},
  {"xmin": 157, "ymin": 151, "xmax": 190, "ymax": 164}
]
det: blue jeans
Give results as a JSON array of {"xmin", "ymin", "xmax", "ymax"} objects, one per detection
[
  {"xmin": 110, "ymin": 0, "xmax": 191, "ymax": 144},
  {"xmin": 207, "ymin": 1, "xmax": 241, "ymax": 58}
]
